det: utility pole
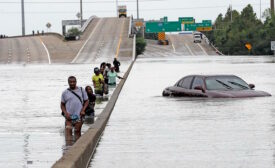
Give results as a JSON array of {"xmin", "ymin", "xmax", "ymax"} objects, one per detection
[
  {"xmin": 230, "ymin": 4, "xmax": 233, "ymax": 22},
  {"xmin": 137, "ymin": 0, "xmax": 139, "ymax": 19},
  {"xmin": 116, "ymin": 0, "xmax": 118, "ymax": 17},
  {"xmin": 260, "ymin": 0, "xmax": 262, "ymax": 20},
  {"xmin": 21, "ymin": 0, "xmax": 25, "ymax": 36},
  {"xmin": 80, "ymin": 0, "xmax": 83, "ymax": 27},
  {"xmin": 271, "ymin": 0, "xmax": 274, "ymax": 15}
]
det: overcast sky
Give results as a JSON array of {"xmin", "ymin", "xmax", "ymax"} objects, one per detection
[{"xmin": 0, "ymin": 0, "xmax": 271, "ymax": 36}]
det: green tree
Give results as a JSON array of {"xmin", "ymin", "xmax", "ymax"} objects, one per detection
[
  {"xmin": 67, "ymin": 27, "xmax": 81, "ymax": 36},
  {"xmin": 206, "ymin": 4, "xmax": 275, "ymax": 55},
  {"xmin": 136, "ymin": 37, "xmax": 147, "ymax": 55}
]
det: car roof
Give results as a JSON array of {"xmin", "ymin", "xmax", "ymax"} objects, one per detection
[{"xmin": 184, "ymin": 75, "xmax": 238, "ymax": 78}]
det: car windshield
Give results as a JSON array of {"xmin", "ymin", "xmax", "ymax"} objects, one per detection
[{"xmin": 205, "ymin": 76, "xmax": 250, "ymax": 91}]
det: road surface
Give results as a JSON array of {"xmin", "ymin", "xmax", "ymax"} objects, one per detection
[
  {"xmin": 0, "ymin": 37, "xmax": 49, "ymax": 64},
  {"xmin": 72, "ymin": 17, "xmax": 132, "ymax": 64}
]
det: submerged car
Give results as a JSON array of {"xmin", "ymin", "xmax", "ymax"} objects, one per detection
[{"xmin": 162, "ymin": 75, "xmax": 271, "ymax": 98}]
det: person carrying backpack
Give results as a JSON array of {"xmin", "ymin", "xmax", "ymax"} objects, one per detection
[{"xmin": 61, "ymin": 76, "xmax": 89, "ymax": 143}]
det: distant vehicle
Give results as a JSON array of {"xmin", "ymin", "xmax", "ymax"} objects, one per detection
[
  {"xmin": 162, "ymin": 75, "xmax": 271, "ymax": 98},
  {"xmin": 64, "ymin": 34, "xmax": 80, "ymax": 41},
  {"xmin": 193, "ymin": 32, "xmax": 202, "ymax": 43},
  {"xmin": 118, "ymin": 5, "xmax": 127, "ymax": 18}
]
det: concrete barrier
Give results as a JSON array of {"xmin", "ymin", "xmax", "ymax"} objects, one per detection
[
  {"xmin": 52, "ymin": 39, "xmax": 136, "ymax": 168},
  {"xmin": 80, "ymin": 16, "xmax": 96, "ymax": 33}
]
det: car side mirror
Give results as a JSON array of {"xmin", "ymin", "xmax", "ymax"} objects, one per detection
[
  {"xmin": 194, "ymin": 86, "xmax": 206, "ymax": 93},
  {"xmin": 249, "ymin": 84, "xmax": 255, "ymax": 89}
]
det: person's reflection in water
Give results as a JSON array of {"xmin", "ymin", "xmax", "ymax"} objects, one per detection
[{"xmin": 60, "ymin": 76, "xmax": 89, "ymax": 149}]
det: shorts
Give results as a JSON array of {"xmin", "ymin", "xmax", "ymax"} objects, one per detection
[
  {"xmin": 95, "ymin": 89, "xmax": 103, "ymax": 96},
  {"xmin": 108, "ymin": 82, "xmax": 116, "ymax": 86},
  {"xmin": 65, "ymin": 114, "xmax": 84, "ymax": 126}
]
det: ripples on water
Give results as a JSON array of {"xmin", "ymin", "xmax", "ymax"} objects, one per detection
[{"xmin": 90, "ymin": 56, "xmax": 275, "ymax": 168}]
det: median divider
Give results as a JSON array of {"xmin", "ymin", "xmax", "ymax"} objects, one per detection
[{"xmin": 52, "ymin": 35, "xmax": 136, "ymax": 168}]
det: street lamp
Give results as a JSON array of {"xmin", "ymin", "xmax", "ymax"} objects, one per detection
[
  {"xmin": 80, "ymin": 0, "xmax": 83, "ymax": 27},
  {"xmin": 137, "ymin": 0, "xmax": 139, "ymax": 19},
  {"xmin": 116, "ymin": 0, "xmax": 118, "ymax": 17},
  {"xmin": 21, "ymin": 0, "xmax": 25, "ymax": 36},
  {"xmin": 230, "ymin": 0, "xmax": 232, "ymax": 22},
  {"xmin": 260, "ymin": 0, "xmax": 262, "ymax": 20}
]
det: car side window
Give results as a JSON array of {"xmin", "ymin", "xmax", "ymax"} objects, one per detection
[
  {"xmin": 192, "ymin": 77, "xmax": 204, "ymax": 89},
  {"xmin": 178, "ymin": 77, "xmax": 193, "ymax": 89}
]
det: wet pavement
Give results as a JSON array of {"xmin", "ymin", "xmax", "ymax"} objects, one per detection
[
  {"xmin": 90, "ymin": 56, "xmax": 275, "ymax": 168},
  {"xmin": 0, "ymin": 62, "xmax": 130, "ymax": 168}
]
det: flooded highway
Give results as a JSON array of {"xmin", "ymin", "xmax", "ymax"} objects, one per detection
[
  {"xmin": 0, "ymin": 62, "xmax": 130, "ymax": 167},
  {"xmin": 90, "ymin": 56, "xmax": 275, "ymax": 168}
]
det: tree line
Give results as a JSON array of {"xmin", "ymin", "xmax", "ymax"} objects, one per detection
[{"xmin": 205, "ymin": 5, "xmax": 275, "ymax": 55}]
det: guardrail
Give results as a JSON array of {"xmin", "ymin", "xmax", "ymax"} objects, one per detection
[
  {"xmin": 210, "ymin": 42, "xmax": 224, "ymax": 55},
  {"xmin": 128, "ymin": 15, "xmax": 133, "ymax": 38},
  {"xmin": 80, "ymin": 15, "xmax": 96, "ymax": 33},
  {"xmin": 202, "ymin": 33, "xmax": 224, "ymax": 55}
]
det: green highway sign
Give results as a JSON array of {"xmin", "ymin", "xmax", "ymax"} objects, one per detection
[
  {"xmin": 179, "ymin": 17, "xmax": 194, "ymax": 24},
  {"xmin": 184, "ymin": 24, "xmax": 197, "ymax": 31},
  {"xmin": 184, "ymin": 22, "xmax": 212, "ymax": 31},
  {"xmin": 146, "ymin": 21, "xmax": 181, "ymax": 33},
  {"xmin": 202, "ymin": 20, "xmax": 212, "ymax": 24},
  {"xmin": 145, "ymin": 17, "xmax": 213, "ymax": 33},
  {"xmin": 163, "ymin": 16, "xmax": 168, "ymax": 22}
]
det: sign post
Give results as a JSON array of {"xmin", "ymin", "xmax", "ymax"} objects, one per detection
[{"xmin": 271, "ymin": 41, "xmax": 275, "ymax": 56}]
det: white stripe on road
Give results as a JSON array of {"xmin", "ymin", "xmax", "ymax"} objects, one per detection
[
  {"xmin": 168, "ymin": 36, "xmax": 176, "ymax": 53},
  {"xmin": 185, "ymin": 43, "xmax": 194, "ymax": 56},
  {"xmin": 197, "ymin": 43, "xmax": 208, "ymax": 56},
  {"xmin": 71, "ymin": 18, "xmax": 102, "ymax": 63},
  {"xmin": 39, "ymin": 38, "xmax": 51, "ymax": 64}
]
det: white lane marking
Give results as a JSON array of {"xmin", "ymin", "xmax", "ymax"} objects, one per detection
[
  {"xmin": 197, "ymin": 43, "xmax": 208, "ymax": 56},
  {"xmin": 185, "ymin": 43, "xmax": 194, "ymax": 56},
  {"xmin": 168, "ymin": 36, "xmax": 176, "ymax": 53},
  {"xmin": 72, "ymin": 18, "xmax": 102, "ymax": 63},
  {"xmin": 39, "ymin": 38, "xmax": 51, "ymax": 64}
]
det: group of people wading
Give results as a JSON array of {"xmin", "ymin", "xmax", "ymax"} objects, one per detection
[{"xmin": 60, "ymin": 58, "xmax": 122, "ymax": 144}]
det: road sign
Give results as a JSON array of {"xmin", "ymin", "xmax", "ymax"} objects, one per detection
[
  {"xmin": 184, "ymin": 22, "xmax": 212, "ymax": 31},
  {"xmin": 202, "ymin": 20, "xmax": 212, "ymax": 24},
  {"xmin": 158, "ymin": 32, "xmax": 166, "ymax": 40},
  {"xmin": 196, "ymin": 27, "xmax": 212, "ymax": 31},
  {"xmin": 135, "ymin": 21, "xmax": 144, "ymax": 27},
  {"xmin": 146, "ymin": 21, "xmax": 181, "ymax": 33},
  {"xmin": 271, "ymin": 41, "xmax": 275, "ymax": 51},
  {"xmin": 46, "ymin": 22, "xmax": 51, "ymax": 29},
  {"xmin": 179, "ymin": 17, "xmax": 194, "ymax": 24},
  {"xmin": 245, "ymin": 43, "xmax": 252, "ymax": 50},
  {"xmin": 62, "ymin": 20, "xmax": 81, "ymax": 26}
]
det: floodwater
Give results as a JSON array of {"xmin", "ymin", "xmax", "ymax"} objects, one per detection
[
  {"xmin": 0, "ymin": 62, "xmax": 130, "ymax": 168},
  {"xmin": 90, "ymin": 56, "xmax": 275, "ymax": 168}
]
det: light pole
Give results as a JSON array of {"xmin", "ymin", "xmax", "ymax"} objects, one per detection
[
  {"xmin": 80, "ymin": 0, "xmax": 83, "ymax": 27},
  {"xmin": 271, "ymin": 0, "xmax": 274, "ymax": 15},
  {"xmin": 116, "ymin": 0, "xmax": 118, "ymax": 17},
  {"xmin": 230, "ymin": 0, "xmax": 232, "ymax": 22},
  {"xmin": 21, "ymin": 0, "xmax": 25, "ymax": 36},
  {"xmin": 260, "ymin": 0, "xmax": 262, "ymax": 20},
  {"xmin": 137, "ymin": 0, "xmax": 139, "ymax": 19}
]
